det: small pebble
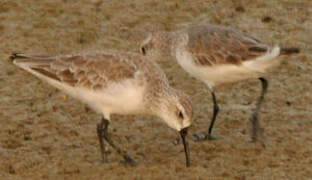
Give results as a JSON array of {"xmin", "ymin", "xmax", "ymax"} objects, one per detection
[
  {"xmin": 235, "ymin": 6, "xmax": 245, "ymax": 13},
  {"xmin": 286, "ymin": 101, "xmax": 291, "ymax": 106},
  {"xmin": 262, "ymin": 16, "xmax": 273, "ymax": 23}
]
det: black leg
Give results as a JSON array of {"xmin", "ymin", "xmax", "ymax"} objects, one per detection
[
  {"xmin": 97, "ymin": 117, "xmax": 136, "ymax": 166},
  {"xmin": 207, "ymin": 91, "xmax": 219, "ymax": 139},
  {"xmin": 97, "ymin": 117, "xmax": 109, "ymax": 163},
  {"xmin": 250, "ymin": 77, "xmax": 268, "ymax": 146},
  {"xmin": 193, "ymin": 90, "xmax": 219, "ymax": 141}
]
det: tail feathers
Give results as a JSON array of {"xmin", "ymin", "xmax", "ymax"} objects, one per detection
[
  {"xmin": 10, "ymin": 53, "xmax": 55, "ymax": 67},
  {"xmin": 243, "ymin": 46, "xmax": 281, "ymax": 73},
  {"xmin": 10, "ymin": 53, "xmax": 28, "ymax": 61},
  {"xmin": 280, "ymin": 47, "xmax": 300, "ymax": 55}
]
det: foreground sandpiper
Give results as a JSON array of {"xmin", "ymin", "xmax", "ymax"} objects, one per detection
[{"xmin": 10, "ymin": 50, "xmax": 193, "ymax": 167}]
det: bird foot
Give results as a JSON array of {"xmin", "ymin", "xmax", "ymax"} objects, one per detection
[
  {"xmin": 250, "ymin": 136, "xmax": 266, "ymax": 148},
  {"xmin": 193, "ymin": 133, "xmax": 217, "ymax": 142},
  {"xmin": 122, "ymin": 155, "xmax": 137, "ymax": 166},
  {"xmin": 172, "ymin": 137, "xmax": 181, "ymax": 145}
]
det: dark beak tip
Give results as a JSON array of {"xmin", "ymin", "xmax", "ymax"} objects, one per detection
[
  {"xmin": 180, "ymin": 127, "xmax": 190, "ymax": 167},
  {"xmin": 141, "ymin": 47, "xmax": 146, "ymax": 55}
]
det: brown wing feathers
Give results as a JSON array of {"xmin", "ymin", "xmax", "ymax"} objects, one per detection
[
  {"xmin": 187, "ymin": 25, "xmax": 300, "ymax": 67},
  {"xmin": 187, "ymin": 25, "xmax": 273, "ymax": 66},
  {"xmin": 12, "ymin": 54, "xmax": 78, "ymax": 86},
  {"xmin": 31, "ymin": 67, "xmax": 62, "ymax": 82},
  {"xmin": 11, "ymin": 53, "xmax": 138, "ymax": 90}
]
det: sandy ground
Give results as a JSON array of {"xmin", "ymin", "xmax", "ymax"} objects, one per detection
[{"xmin": 0, "ymin": 0, "xmax": 311, "ymax": 179}]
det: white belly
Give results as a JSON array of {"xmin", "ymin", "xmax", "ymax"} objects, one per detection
[
  {"xmin": 65, "ymin": 80, "xmax": 146, "ymax": 119},
  {"xmin": 16, "ymin": 63, "xmax": 146, "ymax": 120}
]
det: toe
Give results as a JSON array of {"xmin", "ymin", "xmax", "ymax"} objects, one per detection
[
  {"xmin": 207, "ymin": 135, "xmax": 217, "ymax": 140},
  {"xmin": 172, "ymin": 137, "xmax": 180, "ymax": 145},
  {"xmin": 193, "ymin": 133, "xmax": 208, "ymax": 142},
  {"xmin": 123, "ymin": 155, "xmax": 137, "ymax": 166}
]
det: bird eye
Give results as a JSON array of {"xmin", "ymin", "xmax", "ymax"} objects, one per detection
[
  {"xmin": 178, "ymin": 111, "xmax": 184, "ymax": 119},
  {"xmin": 141, "ymin": 46, "xmax": 146, "ymax": 55}
]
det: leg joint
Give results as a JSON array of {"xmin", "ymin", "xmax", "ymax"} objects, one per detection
[
  {"xmin": 214, "ymin": 103, "xmax": 220, "ymax": 112},
  {"xmin": 259, "ymin": 77, "xmax": 268, "ymax": 91}
]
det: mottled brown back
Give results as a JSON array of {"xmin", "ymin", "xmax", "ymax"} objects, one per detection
[
  {"xmin": 12, "ymin": 52, "xmax": 143, "ymax": 90},
  {"xmin": 186, "ymin": 24, "xmax": 270, "ymax": 66}
]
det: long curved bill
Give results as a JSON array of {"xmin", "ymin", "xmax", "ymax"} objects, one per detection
[{"xmin": 180, "ymin": 127, "xmax": 190, "ymax": 167}]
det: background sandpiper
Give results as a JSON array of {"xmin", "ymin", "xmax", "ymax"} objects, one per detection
[{"xmin": 140, "ymin": 24, "xmax": 299, "ymax": 144}]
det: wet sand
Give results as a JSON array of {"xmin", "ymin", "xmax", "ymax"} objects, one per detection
[{"xmin": 0, "ymin": 0, "xmax": 311, "ymax": 179}]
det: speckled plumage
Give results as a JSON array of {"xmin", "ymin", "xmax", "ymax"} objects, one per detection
[
  {"xmin": 141, "ymin": 23, "xmax": 299, "ymax": 142},
  {"xmin": 11, "ymin": 50, "xmax": 193, "ymax": 166},
  {"xmin": 140, "ymin": 24, "xmax": 301, "ymax": 87},
  {"xmin": 185, "ymin": 24, "xmax": 270, "ymax": 66},
  {"xmin": 11, "ymin": 51, "xmax": 193, "ymax": 131}
]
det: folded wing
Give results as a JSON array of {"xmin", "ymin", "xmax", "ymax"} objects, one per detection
[
  {"xmin": 11, "ymin": 52, "xmax": 138, "ymax": 90},
  {"xmin": 186, "ymin": 24, "xmax": 272, "ymax": 66}
]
